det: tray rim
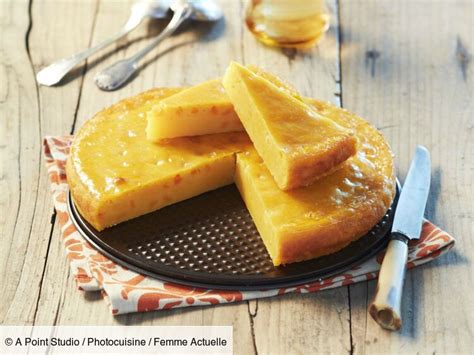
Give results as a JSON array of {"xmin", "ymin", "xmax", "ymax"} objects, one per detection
[{"xmin": 67, "ymin": 182, "xmax": 400, "ymax": 291}]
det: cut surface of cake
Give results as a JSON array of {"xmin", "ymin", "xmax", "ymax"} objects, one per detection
[
  {"xmin": 235, "ymin": 99, "xmax": 395, "ymax": 265},
  {"xmin": 223, "ymin": 62, "xmax": 357, "ymax": 190},
  {"xmin": 67, "ymin": 88, "xmax": 251, "ymax": 231},
  {"xmin": 146, "ymin": 79, "xmax": 244, "ymax": 141}
]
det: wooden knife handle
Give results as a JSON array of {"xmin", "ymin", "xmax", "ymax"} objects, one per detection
[{"xmin": 369, "ymin": 238, "xmax": 409, "ymax": 331}]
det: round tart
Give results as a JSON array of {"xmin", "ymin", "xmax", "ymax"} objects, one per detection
[{"xmin": 67, "ymin": 88, "xmax": 395, "ymax": 265}]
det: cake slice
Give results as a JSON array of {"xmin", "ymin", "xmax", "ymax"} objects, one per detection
[
  {"xmin": 146, "ymin": 79, "xmax": 244, "ymax": 141},
  {"xmin": 68, "ymin": 88, "xmax": 251, "ymax": 231},
  {"xmin": 223, "ymin": 62, "xmax": 357, "ymax": 190},
  {"xmin": 234, "ymin": 99, "xmax": 395, "ymax": 265}
]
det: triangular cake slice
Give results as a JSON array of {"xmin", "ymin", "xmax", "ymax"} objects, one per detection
[
  {"xmin": 146, "ymin": 79, "xmax": 244, "ymax": 141},
  {"xmin": 235, "ymin": 99, "xmax": 395, "ymax": 265},
  {"xmin": 223, "ymin": 62, "xmax": 357, "ymax": 190}
]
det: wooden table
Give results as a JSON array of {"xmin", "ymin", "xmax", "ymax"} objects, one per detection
[{"xmin": 2, "ymin": 0, "xmax": 473, "ymax": 353}]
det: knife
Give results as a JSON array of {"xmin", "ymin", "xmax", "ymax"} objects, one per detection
[{"xmin": 369, "ymin": 145, "xmax": 431, "ymax": 331}]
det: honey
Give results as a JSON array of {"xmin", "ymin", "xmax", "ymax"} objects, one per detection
[{"xmin": 245, "ymin": 0, "xmax": 330, "ymax": 49}]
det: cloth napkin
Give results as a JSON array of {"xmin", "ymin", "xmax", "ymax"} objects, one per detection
[{"xmin": 44, "ymin": 136, "xmax": 455, "ymax": 315}]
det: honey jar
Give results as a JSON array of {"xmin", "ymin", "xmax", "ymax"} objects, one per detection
[{"xmin": 245, "ymin": 0, "xmax": 330, "ymax": 49}]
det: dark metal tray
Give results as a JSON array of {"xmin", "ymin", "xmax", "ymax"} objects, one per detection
[{"xmin": 68, "ymin": 185, "xmax": 399, "ymax": 290}]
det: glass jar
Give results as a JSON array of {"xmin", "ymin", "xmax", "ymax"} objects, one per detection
[{"xmin": 245, "ymin": 0, "xmax": 330, "ymax": 49}]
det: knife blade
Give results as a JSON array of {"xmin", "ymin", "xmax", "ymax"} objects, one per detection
[
  {"xmin": 369, "ymin": 145, "xmax": 431, "ymax": 331},
  {"xmin": 391, "ymin": 145, "xmax": 431, "ymax": 240}
]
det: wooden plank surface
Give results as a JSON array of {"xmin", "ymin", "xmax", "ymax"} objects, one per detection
[
  {"xmin": 339, "ymin": 1, "xmax": 473, "ymax": 353},
  {"xmin": 1, "ymin": 0, "xmax": 56, "ymax": 326},
  {"xmin": 1, "ymin": 0, "xmax": 473, "ymax": 354}
]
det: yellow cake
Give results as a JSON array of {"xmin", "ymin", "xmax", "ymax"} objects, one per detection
[
  {"xmin": 68, "ymin": 88, "xmax": 395, "ymax": 265},
  {"xmin": 67, "ymin": 88, "xmax": 251, "ymax": 231},
  {"xmin": 223, "ymin": 62, "xmax": 357, "ymax": 190},
  {"xmin": 235, "ymin": 99, "xmax": 395, "ymax": 265},
  {"xmin": 145, "ymin": 71, "xmax": 297, "ymax": 142},
  {"xmin": 146, "ymin": 79, "xmax": 244, "ymax": 141}
]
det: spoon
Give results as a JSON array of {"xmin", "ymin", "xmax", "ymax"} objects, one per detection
[
  {"xmin": 94, "ymin": 0, "xmax": 223, "ymax": 91},
  {"xmin": 36, "ymin": 0, "xmax": 172, "ymax": 87}
]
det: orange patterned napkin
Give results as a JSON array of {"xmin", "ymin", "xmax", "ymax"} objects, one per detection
[{"xmin": 44, "ymin": 136, "xmax": 455, "ymax": 315}]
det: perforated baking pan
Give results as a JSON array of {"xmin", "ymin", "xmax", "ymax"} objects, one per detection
[{"xmin": 68, "ymin": 185, "xmax": 399, "ymax": 290}]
